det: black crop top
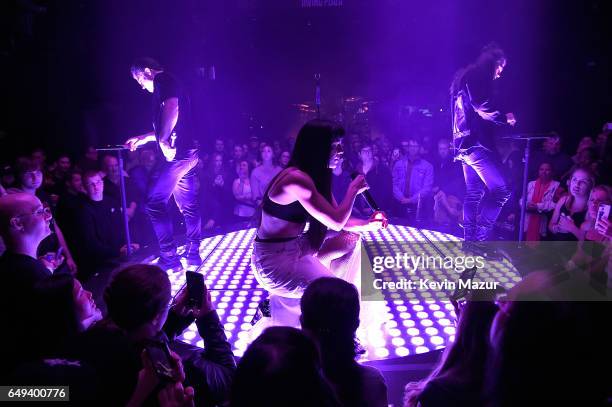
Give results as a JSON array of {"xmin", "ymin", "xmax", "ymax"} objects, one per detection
[{"xmin": 262, "ymin": 194, "xmax": 308, "ymax": 223}]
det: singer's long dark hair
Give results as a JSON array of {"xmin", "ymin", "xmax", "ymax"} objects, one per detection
[
  {"xmin": 450, "ymin": 42, "xmax": 506, "ymax": 96},
  {"xmin": 262, "ymin": 119, "xmax": 344, "ymax": 251}
]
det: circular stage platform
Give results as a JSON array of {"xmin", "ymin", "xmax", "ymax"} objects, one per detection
[{"xmin": 151, "ymin": 224, "xmax": 522, "ymax": 361}]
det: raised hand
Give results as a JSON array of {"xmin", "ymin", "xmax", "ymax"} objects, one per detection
[{"xmin": 173, "ymin": 280, "xmax": 214, "ymax": 319}]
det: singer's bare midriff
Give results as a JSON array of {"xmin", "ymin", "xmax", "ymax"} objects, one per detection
[{"xmin": 257, "ymin": 167, "xmax": 307, "ymax": 240}]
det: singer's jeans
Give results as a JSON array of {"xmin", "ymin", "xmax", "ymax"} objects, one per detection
[
  {"xmin": 146, "ymin": 150, "xmax": 201, "ymax": 253},
  {"xmin": 457, "ymin": 145, "xmax": 511, "ymax": 241}
]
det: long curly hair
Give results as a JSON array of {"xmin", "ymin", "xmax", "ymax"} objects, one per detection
[{"xmin": 450, "ymin": 42, "xmax": 506, "ymax": 95}]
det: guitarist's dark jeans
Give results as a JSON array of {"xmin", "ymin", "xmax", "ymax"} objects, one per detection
[
  {"xmin": 457, "ymin": 145, "xmax": 511, "ymax": 241},
  {"xmin": 146, "ymin": 150, "xmax": 201, "ymax": 253}
]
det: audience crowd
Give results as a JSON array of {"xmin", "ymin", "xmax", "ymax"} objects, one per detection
[
  {"xmin": 0, "ymin": 123, "xmax": 611, "ymax": 406},
  {"xmin": 2, "ymin": 124, "xmax": 611, "ymax": 262}
]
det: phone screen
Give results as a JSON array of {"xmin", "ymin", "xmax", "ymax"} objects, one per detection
[
  {"xmin": 596, "ymin": 203, "xmax": 611, "ymax": 230},
  {"xmin": 186, "ymin": 271, "xmax": 204, "ymax": 308}
]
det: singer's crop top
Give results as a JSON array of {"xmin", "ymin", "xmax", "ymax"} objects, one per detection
[{"xmin": 262, "ymin": 194, "xmax": 309, "ymax": 223}]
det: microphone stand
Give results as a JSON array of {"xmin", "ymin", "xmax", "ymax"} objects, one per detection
[
  {"xmin": 503, "ymin": 134, "xmax": 551, "ymax": 243},
  {"xmin": 97, "ymin": 145, "xmax": 133, "ymax": 256},
  {"xmin": 314, "ymin": 73, "xmax": 321, "ymax": 119}
]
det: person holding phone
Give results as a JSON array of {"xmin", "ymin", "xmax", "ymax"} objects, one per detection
[
  {"xmin": 71, "ymin": 264, "xmax": 235, "ymax": 406},
  {"xmin": 580, "ymin": 185, "xmax": 612, "ymax": 242},
  {"xmin": 563, "ymin": 185, "xmax": 612, "ymax": 289},
  {"xmin": 252, "ymin": 120, "xmax": 388, "ymax": 328},
  {"xmin": 127, "ymin": 344, "xmax": 194, "ymax": 407},
  {"xmin": 549, "ymin": 168, "xmax": 593, "ymax": 241}
]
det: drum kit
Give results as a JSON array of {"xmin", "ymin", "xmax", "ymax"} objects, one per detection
[
  {"xmin": 288, "ymin": 75, "xmax": 448, "ymax": 140},
  {"xmin": 290, "ymin": 95, "xmax": 376, "ymax": 135}
]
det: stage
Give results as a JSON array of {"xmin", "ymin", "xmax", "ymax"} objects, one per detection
[{"xmin": 149, "ymin": 224, "xmax": 522, "ymax": 361}]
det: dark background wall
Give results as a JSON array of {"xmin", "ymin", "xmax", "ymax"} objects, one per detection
[{"xmin": 1, "ymin": 0, "xmax": 610, "ymax": 161}]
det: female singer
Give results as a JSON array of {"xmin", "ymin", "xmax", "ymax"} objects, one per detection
[{"xmin": 252, "ymin": 120, "xmax": 387, "ymax": 327}]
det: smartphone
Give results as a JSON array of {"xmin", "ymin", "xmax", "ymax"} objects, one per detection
[
  {"xmin": 596, "ymin": 203, "xmax": 611, "ymax": 231},
  {"xmin": 185, "ymin": 271, "xmax": 205, "ymax": 309},
  {"xmin": 144, "ymin": 340, "xmax": 176, "ymax": 382}
]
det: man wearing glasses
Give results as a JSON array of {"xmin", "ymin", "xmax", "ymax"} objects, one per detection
[
  {"xmin": 0, "ymin": 192, "xmax": 53, "ymax": 283},
  {"xmin": 0, "ymin": 192, "xmax": 53, "ymax": 378}
]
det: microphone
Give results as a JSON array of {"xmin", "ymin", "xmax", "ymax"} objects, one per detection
[{"xmin": 350, "ymin": 172, "xmax": 380, "ymax": 212}]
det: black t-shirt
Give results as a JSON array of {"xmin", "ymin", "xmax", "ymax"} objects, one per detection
[
  {"xmin": 0, "ymin": 251, "xmax": 51, "ymax": 294},
  {"xmin": 0, "ymin": 251, "xmax": 52, "ymax": 376},
  {"xmin": 69, "ymin": 197, "xmax": 124, "ymax": 270},
  {"xmin": 458, "ymin": 68, "xmax": 503, "ymax": 151},
  {"xmin": 152, "ymin": 72, "xmax": 195, "ymax": 159}
]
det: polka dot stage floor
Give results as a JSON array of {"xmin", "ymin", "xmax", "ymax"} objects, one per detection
[{"xmin": 150, "ymin": 225, "xmax": 522, "ymax": 361}]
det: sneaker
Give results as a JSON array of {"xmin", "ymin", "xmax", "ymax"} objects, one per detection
[
  {"xmin": 158, "ymin": 252, "xmax": 182, "ymax": 271},
  {"xmin": 183, "ymin": 242, "xmax": 202, "ymax": 267}
]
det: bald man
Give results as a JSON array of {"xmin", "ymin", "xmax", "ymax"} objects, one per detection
[
  {"xmin": 0, "ymin": 193, "xmax": 52, "ymax": 287},
  {"xmin": 0, "ymin": 193, "xmax": 53, "ymax": 378}
]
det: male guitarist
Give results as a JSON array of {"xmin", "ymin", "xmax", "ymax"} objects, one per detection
[
  {"xmin": 125, "ymin": 57, "xmax": 201, "ymax": 269},
  {"xmin": 450, "ymin": 43, "xmax": 516, "ymax": 245}
]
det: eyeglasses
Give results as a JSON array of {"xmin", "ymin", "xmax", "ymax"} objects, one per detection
[
  {"xmin": 15, "ymin": 206, "xmax": 51, "ymax": 219},
  {"xmin": 85, "ymin": 179, "xmax": 103, "ymax": 188}
]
